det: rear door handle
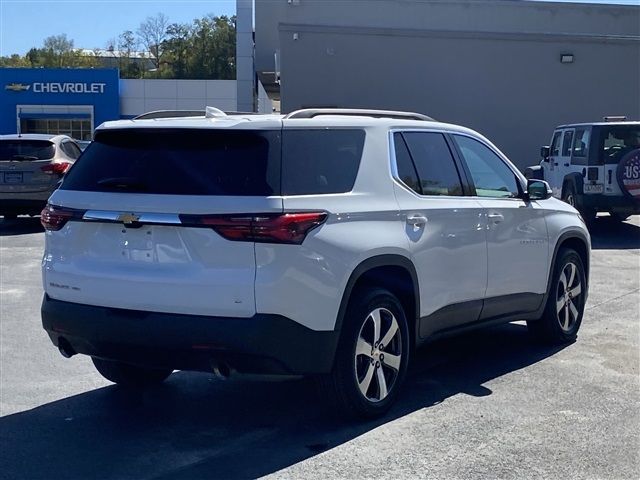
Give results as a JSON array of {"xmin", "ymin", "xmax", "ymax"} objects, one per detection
[
  {"xmin": 406, "ymin": 214, "xmax": 428, "ymax": 226},
  {"xmin": 487, "ymin": 213, "xmax": 504, "ymax": 223}
]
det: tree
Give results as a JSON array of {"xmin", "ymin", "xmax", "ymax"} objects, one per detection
[
  {"xmin": 163, "ymin": 23, "xmax": 191, "ymax": 79},
  {"xmin": 42, "ymin": 34, "xmax": 75, "ymax": 67},
  {"xmin": 117, "ymin": 30, "xmax": 143, "ymax": 78},
  {"xmin": 137, "ymin": 12, "xmax": 169, "ymax": 72},
  {"xmin": 187, "ymin": 15, "xmax": 236, "ymax": 80}
]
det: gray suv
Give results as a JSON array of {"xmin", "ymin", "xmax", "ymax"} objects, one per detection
[{"xmin": 0, "ymin": 134, "xmax": 82, "ymax": 219}]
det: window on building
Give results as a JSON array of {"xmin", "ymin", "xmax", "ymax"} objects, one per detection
[{"xmin": 20, "ymin": 118, "xmax": 92, "ymax": 141}]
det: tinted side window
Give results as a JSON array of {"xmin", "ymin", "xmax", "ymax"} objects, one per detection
[
  {"xmin": 600, "ymin": 125, "xmax": 640, "ymax": 165},
  {"xmin": 393, "ymin": 133, "xmax": 421, "ymax": 193},
  {"xmin": 62, "ymin": 129, "xmax": 280, "ymax": 196},
  {"xmin": 571, "ymin": 128, "xmax": 590, "ymax": 165},
  {"xmin": 67, "ymin": 141, "xmax": 82, "ymax": 159},
  {"xmin": 401, "ymin": 132, "xmax": 463, "ymax": 196},
  {"xmin": 282, "ymin": 129, "xmax": 365, "ymax": 195},
  {"xmin": 60, "ymin": 141, "xmax": 80, "ymax": 160},
  {"xmin": 562, "ymin": 130, "xmax": 574, "ymax": 157},
  {"xmin": 551, "ymin": 131, "xmax": 562, "ymax": 156},
  {"xmin": 454, "ymin": 135, "xmax": 520, "ymax": 198}
]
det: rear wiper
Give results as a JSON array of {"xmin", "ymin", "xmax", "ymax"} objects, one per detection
[
  {"xmin": 97, "ymin": 177, "xmax": 148, "ymax": 191},
  {"xmin": 10, "ymin": 155, "xmax": 39, "ymax": 161}
]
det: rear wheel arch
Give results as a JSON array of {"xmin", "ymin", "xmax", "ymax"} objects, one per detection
[
  {"xmin": 335, "ymin": 255, "xmax": 419, "ymax": 349},
  {"xmin": 562, "ymin": 174, "xmax": 583, "ymax": 199},
  {"xmin": 549, "ymin": 232, "xmax": 590, "ymax": 295}
]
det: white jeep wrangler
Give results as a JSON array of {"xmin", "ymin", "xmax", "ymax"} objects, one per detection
[{"xmin": 526, "ymin": 119, "xmax": 640, "ymax": 223}]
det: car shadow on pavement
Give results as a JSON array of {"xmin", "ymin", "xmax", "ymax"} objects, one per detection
[
  {"xmin": 0, "ymin": 323, "xmax": 568, "ymax": 480},
  {"xmin": 0, "ymin": 217, "xmax": 43, "ymax": 236},
  {"xmin": 590, "ymin": 216, "xmax": 640, "ymax": 250}
]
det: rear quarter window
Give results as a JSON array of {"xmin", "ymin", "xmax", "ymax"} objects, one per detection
[
  {"xmin": 282, "ymin": 129, "xmax": 365, "ymax": 195},
  {"xmin": 61, "ymin": 129, "xmax": 281, "ymax": 196}
]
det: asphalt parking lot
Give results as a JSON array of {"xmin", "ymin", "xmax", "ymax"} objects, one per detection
[{"xmin": 1, "ymin": 215, "xmax": 638, "ymax": 479}]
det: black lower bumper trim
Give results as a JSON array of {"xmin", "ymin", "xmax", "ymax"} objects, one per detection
[
  {"xmin": 41, "ymin": 295, "xmax": 339, "ymax": 375},
  {"xmin": 580, "ymin": 194, "xmax": 640, "ymax": 213}
]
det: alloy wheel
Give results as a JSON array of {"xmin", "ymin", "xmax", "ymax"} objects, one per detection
[
  {"xmin": 566, "ymin": 193, "xmax": 575, "ymax": 206},
  {"xmin": 556, "ymin": 261, "xmax": 583, "ymax": 332},
  {"xmin": 354, "ymin": 307, "xmax": 402, "ymax": 402}
]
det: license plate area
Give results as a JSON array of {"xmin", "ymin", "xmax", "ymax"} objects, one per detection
[
  {"xmin": 3, "ymin": 172, "xmax": 23, "ymax": 184},
  {"xmin": 120, "ymin": 227, "xmax": 155, "ymax": 263},
  {"xmin": 584, "ymin": 184, "xmax": 604, "ymax": 194}
]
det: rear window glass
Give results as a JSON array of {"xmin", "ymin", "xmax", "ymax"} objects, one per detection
[
  {"xmin": 600, "ymin": 126, "xmax": 640, "ymax": 165},
  {"xmin": 282, "ymin": 129, "xmax": 365, "ymax": 195},
  {"xmin": 0, "ymin": 140, "xmax": 55, "ymax": 161},
  {"xmin": 61, "ymin": 129, "xmax": 281, "ymax": 196}
]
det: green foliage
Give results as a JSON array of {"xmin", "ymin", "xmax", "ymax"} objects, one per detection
[{"xmin": 0, "ymin": 14, "xmax": 236, "ymax": 79}]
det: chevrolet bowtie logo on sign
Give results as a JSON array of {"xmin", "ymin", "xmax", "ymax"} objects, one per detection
[
  {"xmin": 5, "ymin": 83, "xmax": 31, "ymax": 92},
  {"xmin": 117, "ymin": 213, "xmax": 141, "ymax": 225}
]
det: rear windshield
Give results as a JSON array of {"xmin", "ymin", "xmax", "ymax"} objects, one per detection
[
  {"xmin": 62, "ymin": 129, "xmax": 281, "ymax": 196},
  {"xmin": 61, "ymin": 127, "xmax": 365, "ymax": 196},
  {"xmin": 599, "ymin": 126, "xmax": 640, "ymax": 165},
  {"xmin": 0, "ymin": 140, "xmax": 55, "ymax": 161}
]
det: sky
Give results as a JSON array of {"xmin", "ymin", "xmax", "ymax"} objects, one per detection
[
  {"xmin": 0, "ymin": 0, "xmax": 637, "ymax": 57},
  {"xmin": 0, "ymin": 0, "xmax": 236, "ymax": 56}
]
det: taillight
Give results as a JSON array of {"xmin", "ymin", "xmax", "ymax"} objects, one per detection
[
  {"xmin": 40, "ymin": 204, "xmax": 85, "ymax": 231},
  {"xmin": 180, "ymin": 212, "xmax": 327, "ymax": 244},
  {"xmin": 41, "ymin": 162, "xmax": 72, "ymax": 175}
]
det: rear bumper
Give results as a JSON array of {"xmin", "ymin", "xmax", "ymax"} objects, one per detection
[
  {"xmin": 41, "ymin": 295, "xmax": 339, "ymax": 375},
  {"xmin": 580, "ymin": 194, "xmax": 640, "ymax": 213}
]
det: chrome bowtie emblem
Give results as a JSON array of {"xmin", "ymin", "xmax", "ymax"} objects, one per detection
[{"xmin": 117, "ymin": 213, "xmax": 140, "ymax": 225}]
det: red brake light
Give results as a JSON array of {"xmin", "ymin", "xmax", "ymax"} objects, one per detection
[
  {"xmin": 41, "ymin": 162, "xmax": 71, "ymax": 175},
  {"xmin": 252, "ymin": 213, "xmax": 328, "ymax": 244},
  {"xmin": 181, "ymin": 212, "xmax": 327, "ymax": 244},
  {"xmin": 40, "ymin": 204, "xmax": 85, "ymax": 231}
]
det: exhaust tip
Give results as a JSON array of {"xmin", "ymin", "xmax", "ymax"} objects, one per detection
[{"xmin": 58, "ymin": 337, "xmax": 76, "ymax": 358}]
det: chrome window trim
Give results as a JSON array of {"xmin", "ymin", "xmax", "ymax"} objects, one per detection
[
  {"xmin": 388, "ymin": 127, "xmax": 514, "ymax": 201},
  {"xmin": 83, "ymin": 210, "xmax": 182, "ymax": 225}
]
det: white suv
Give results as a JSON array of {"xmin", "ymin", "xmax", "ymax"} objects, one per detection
[{"xmin": 41, "ymin": 108, "xmax": 590, "ymax": 418}]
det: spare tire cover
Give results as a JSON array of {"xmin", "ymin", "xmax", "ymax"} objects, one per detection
[{"xmin": 617, "ymin": 148, "xmax": 640, "ymax": 199}]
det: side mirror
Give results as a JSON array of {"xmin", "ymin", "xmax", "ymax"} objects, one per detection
[
  {"xmin": 540, "ymin": 146, "xmax": 550, "ymax": 161},
  {"xmin": 527, "ymin": 179, "xmax": 552, "ymax": 201}
]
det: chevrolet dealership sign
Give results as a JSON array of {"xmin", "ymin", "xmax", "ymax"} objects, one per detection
[
  {"xmin": 5, "ymin": 82, "xmax": 106, "ymax": 94},
  {"xmin": 0, "ymin": 68, "xmax": 120, "ymax": 136}
]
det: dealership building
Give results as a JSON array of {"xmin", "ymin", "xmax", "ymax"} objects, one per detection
[
  {"xmin": 0, "ymin": 67, "xmax": 271, "ymax": 140},
  {"xmin": 2, "ymin": 0, "xmax": 638, "ymax": 170},
  {"xmin": 255, "ymin": 0, "xmax": 640, "ymax": 170}
]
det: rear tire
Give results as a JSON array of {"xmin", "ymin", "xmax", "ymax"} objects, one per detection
[
  {"xmin": 92, "ymin": 358, "xmax": 173, "ymax": 387},
  {"xmin": 527, "ymin": 248, "xmax": 586, "ymax": 344},
  {"xmin": 562, "ymin": 184, "xmax": 596, "ymax": 224},
  {"xmin": 318, "ymin": 288, "xmax": 410, "ymax": 419}
]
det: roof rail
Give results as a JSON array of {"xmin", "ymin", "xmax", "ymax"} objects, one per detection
[
  {"xmin": 133, "ymin": 110, "xmax": 205, "ymax": 120},
  {"xmin": 133, "ymin": 109, "xmax": 263, "ymax": 120},
  {"xmin": 284, "ymin": 108, "xmax": 435, "ymax": 121},
  {"xmin": 603, "ymin": 115, "xmax": 627, "ymax": 122}
]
